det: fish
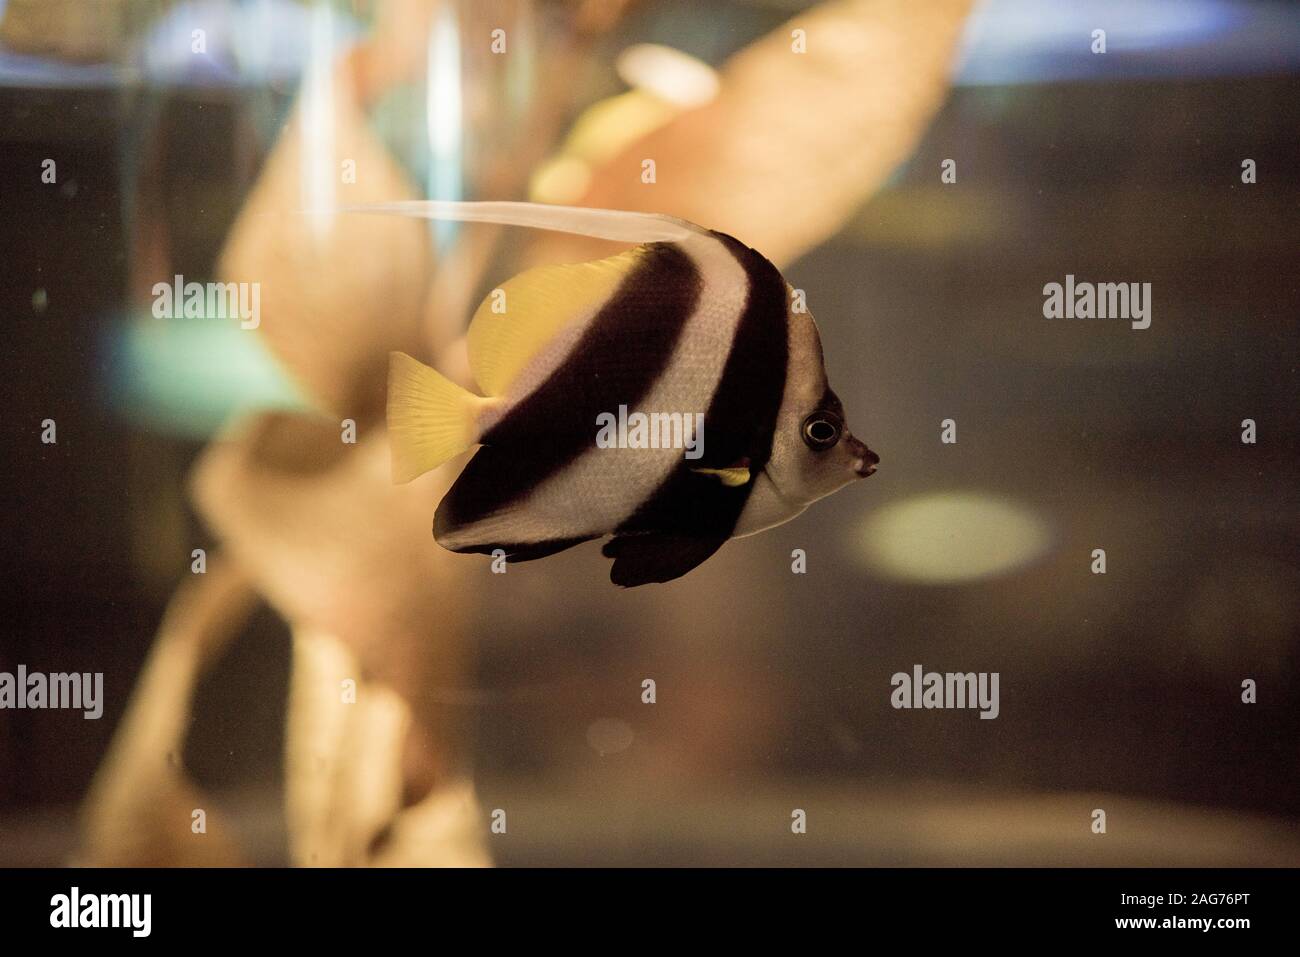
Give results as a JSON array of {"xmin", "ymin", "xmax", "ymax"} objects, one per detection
[{"xmin": 356, "ymin": 201, "xmax": 878, "ymax": 587}]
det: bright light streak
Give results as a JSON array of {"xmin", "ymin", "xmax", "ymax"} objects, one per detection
[
  {"xmin": 300, "ymin": 0, "xmax": 336, "ymax": 242},
  {"xmin": 426, "ymin": 3, "xmax": 464, "ymax": 248}
]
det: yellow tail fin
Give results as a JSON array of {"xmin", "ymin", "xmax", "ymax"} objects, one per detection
[{"xmin": 387, "ymin": 351, "xmax": 482, "ymax": 484}]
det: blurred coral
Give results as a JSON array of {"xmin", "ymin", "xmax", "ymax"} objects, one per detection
[{"xmin": 80, "ymin": 558, "xmax": 254, "ymax": 866}]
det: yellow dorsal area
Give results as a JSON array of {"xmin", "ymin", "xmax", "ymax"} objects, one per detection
[{"xmin": 466, "ymin": 246, "xmax": 645, "ymax": 396}]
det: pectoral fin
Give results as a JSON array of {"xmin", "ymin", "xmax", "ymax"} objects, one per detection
[{"xmin": 689, "ymin": 466, "xmax": 752, "ymax": 487}]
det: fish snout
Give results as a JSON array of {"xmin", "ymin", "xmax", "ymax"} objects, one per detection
[{"xmin": 845, "ymin": 435, "xmax": 879, "ymax": 477}]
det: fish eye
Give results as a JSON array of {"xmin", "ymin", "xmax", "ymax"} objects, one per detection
[{"xmin": 801, "ymin": 411, "xmax": 842, "ymax": 451}]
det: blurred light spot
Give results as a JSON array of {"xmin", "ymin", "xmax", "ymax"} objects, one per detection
[
  {"xmin": 529, "ymin": 155, "xmax": 592, "ymax": 204},
  {"xmin": 564, "ymin": 90, "xmax": 677, "ymax": 165},
  {"xmin": 857, "ymin": 492, "xmax": 1051, "ymax": 583},
  {"xmin": 31, "ymin": 288, "xmax": 47, "ymax": 313},
  {"xmin": 529, "ymin": 90, "xmax": 677, "ymax": 202},
  {"xmin": 586, "ymin": 718, "xmax": 634, "ymax": 756},
  {"xmin": 954, "ymin": 0, "xmax": 1300, "ymax": 85},
  {"xmin": 616, "ymin": 43, "xmax": 719, "ymax": 108},
  {"xmin": 138, "ymin": 0, "xmax": 339, "ymax": 87},
  {"xmin": 106, "ymin": 315, "xmax": 309, "ymax": 440}
]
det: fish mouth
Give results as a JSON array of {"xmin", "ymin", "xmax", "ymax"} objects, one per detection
[{"xmin": 846, "ymin": 435, "xmax": 879, "ymax": 477}]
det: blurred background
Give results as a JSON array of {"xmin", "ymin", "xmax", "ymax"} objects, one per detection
[{"xmin": 0, "ymin": 0, "xmax": 1297, "ymax": 866}]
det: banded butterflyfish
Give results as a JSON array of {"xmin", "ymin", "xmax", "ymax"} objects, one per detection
[{"xmin": 358, "ymin": 201, "xmax": 879, "ymax": 587}]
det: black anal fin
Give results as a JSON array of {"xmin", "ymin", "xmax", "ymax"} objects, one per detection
[
  {"xmin": 602, "ymin": 533, "xmax": 728, "ymax": 587},
  {"xmin": 504, "ymin": 537, "xmax": 597, "ymax": 563},
  {"xmin": 444, "ymin": 536, "xmax": 597, "ymax": 563}
]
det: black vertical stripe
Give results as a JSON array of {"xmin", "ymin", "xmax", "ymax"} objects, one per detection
[
  {"xmin": 697, "ymin": 232, "xmax": 790, "ymax": 474},
  {"xmin": 613, "ymin": 231, "xmax": 790, "ymax": 539},
  {"xmin": 435, "ymin": 242, "xmax": 702, "ymax": 539}
]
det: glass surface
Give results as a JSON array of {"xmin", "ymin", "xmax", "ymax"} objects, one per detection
[{"xmin": 1, "ymin": 0, "xmax": 1296, "ymax": 867}]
